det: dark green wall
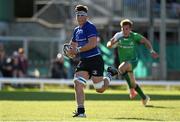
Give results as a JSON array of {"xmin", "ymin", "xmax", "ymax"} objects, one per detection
[{"xmin": 0, "ymin": 0, "xmax": 14, "ymax": 21}]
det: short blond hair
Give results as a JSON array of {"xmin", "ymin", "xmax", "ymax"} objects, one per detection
[{"xmin": 120, "ymin": 19, "xmax": 133, "ymax": 27}]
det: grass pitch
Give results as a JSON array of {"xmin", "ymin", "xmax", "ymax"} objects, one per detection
[{"xmin": 0, "ymin": 87, "xmax": 180, "ymax": 122}]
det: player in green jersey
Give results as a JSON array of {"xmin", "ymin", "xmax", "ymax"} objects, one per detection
[{"xmin": 107, "ymin": 19, "xmax": 159, "ymax": 106}]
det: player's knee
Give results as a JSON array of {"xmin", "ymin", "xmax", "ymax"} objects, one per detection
[
  {"xmin": 118, "ymin": 66, "xmax": 125, "ymax": 75},
  {"xmin": 73, "ymin": 76, "xmax": 87, "ymax": 86},
  {"xmin": 131, "ymin": 83, "xmax": 137, "ymax": 88},
  {"xmin": 93, "ymin": 80, "xmax": 104, "ymax": 92},
  {"xmin": 74, "ymin": 80, "xmax": 84, "ymax": 89},
  {"xmin": 96, "ymin": 89, "xmax": 105, "ymax": 93}
]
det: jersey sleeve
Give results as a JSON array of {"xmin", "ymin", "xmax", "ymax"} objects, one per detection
[
  {"xmin": 113, "ymin": 32, "xmax": 123, "ymax": 41},
  {"xmin": 86, "ymin": 24, "xmax": 97, "ymax": 38},
  {"xmin": 72, "ymin": 28, "xmax": 77, "ymax": 42},
  {"xmin": 133, "ymin": 33, "xmax": 144, "ymax": 43}
]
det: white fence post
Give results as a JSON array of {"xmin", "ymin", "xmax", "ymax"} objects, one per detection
[
  {"xmin": 40, "ymin": 82, "xmax": 44, "ymax": 92},
  {"xmin": 0, "ymin": 78, "xmax": 179, "ymax": 91}
]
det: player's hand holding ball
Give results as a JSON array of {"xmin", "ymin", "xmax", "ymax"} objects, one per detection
[{"xmin": 63, "ymin": 43, "xmax": 76, "ymax": 59}]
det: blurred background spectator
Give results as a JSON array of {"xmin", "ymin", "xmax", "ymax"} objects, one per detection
[
  {"xmin": 17, "ymin": 48, "xmax": 28, "ymax": 77},
  {"xmin": 51, "ymin": 53, "xmax": 67, "ymax": 79},
  {"xmin": 0, "ymin": 44, "xmax": 13, "ymax": 77}
]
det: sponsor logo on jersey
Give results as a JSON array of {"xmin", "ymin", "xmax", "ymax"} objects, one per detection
[{"xmin": 92, "ymin": 70, "xmax": 98, "ymax": 75}]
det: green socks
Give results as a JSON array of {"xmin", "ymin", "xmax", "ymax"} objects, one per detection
[
  {"xmin": 135, "ymin": 84, "xmax": 146, "ymax": 99},
  {"xmin": 122, "ymin": 72, "xmax": 146, "ymax": 99},
  {"xmin": 122, "ymin": 72, "xmax": 132, "ymax": 88}
]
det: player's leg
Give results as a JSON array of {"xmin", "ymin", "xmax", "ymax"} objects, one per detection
[
  {"xmin": 119, "ymin": 61, "xmax": 150, "ymax": 105},
  {"xmin": 93, "ymin": 69, "xmax": 119, "ymax": 93},
  {"xmin": 91, "ymin": 76, "xmax": 107, "ymax": 93},
  {"xmin": 128, "ymin": 60, "xmax": 150, "ymax": 105},
  {"xmin": 91, "ymin": 68, "xmax": 118, "ymax": 93},
  {"xmin": 90, "ymin": 55, "xmax": 118, "ymax": 93},
  {"xmin": 127, "ymin": 72, "xmax": 146, "ymax": 98},
  {"xmin": 127, "ymin": 72, "xmax": 150, "ymax": 106},
  {"xmin": 73, "ymin": 71, "xmax": 89, "ymax": 117},
  {"xmin": 107, "ymin": 61, "xmax": 150, "ymax": 106},
  {"xmin": 72, "ymin": 58, "xmax": 90, "ymax": 117},
  {"xmin": 118, "ymin": 62, "xmax": 137, "ymax": 98}
]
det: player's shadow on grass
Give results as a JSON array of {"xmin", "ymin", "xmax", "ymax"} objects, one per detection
[
  {"xmin": 145, "ymin": 105, "xmax": 175, "ymax": 109},
  {"xmin": 0, "ymin": 91, "xmax": 180, "ymax": 101},
  {"xmin": 113, "ymin": 117, "xmax": 163, "ymax": 121}
]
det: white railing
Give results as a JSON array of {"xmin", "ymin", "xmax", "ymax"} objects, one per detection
[{"xmin": 0, "ymin": 78, "xmax": 180, "ymax": 91}]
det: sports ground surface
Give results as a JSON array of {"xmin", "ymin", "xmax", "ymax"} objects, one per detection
[{"xmin": 0, "ymin": 86, "xmax": 180, "ymax": 122}]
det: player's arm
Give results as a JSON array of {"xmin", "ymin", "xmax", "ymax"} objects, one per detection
[
  {"xmin": 77, "ymin": 36, "xmax": 97, "ymax": 52},
  {"xmin": 140, "ymin": 37, "xmax": 153, "ymax": 51},
  {"xmin": 107, "ymin": 37, "xmax": 118, "ymax": 48},
  {"xmin": 69, "ymin": 40, "xmax": 78, "ymax": 48},
  {"xmin": 69, "ymin": 37, "xmax": 97, "ymax": 54},
  {"xmin": 140, "ymin": 37, "xmax": 159, "ymax": 59},
  {"xmin": 107, "ymin": 32, "xmax": 123, "ymax": 48}
]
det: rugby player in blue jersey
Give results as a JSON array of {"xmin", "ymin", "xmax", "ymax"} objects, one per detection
[{"xmin": 66, "ymin": 4, "xmax": 118, "ymax": 117}]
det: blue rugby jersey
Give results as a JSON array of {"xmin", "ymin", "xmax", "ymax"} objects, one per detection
[{"xmin": 72, "ymin": 21, "xmax": 101, "ymax": 59}]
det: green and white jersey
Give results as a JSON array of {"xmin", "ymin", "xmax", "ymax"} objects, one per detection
[{"xmin": 113, "ymin": 31, "xmax": 143, "ymax": 63}]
